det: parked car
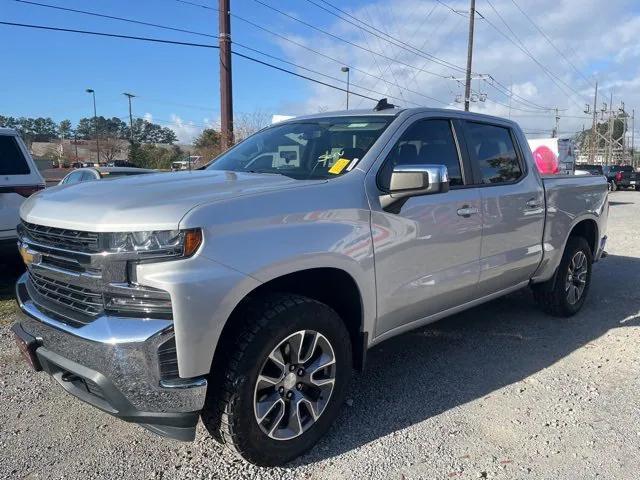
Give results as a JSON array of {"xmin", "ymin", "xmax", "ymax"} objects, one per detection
[
  {"xmin": 575, "ymin": 164, "xmax": 604, "ymax": 176},
  {"xmin": 58, "ymin": 166, "xmax": 156, "ymax": 185},
  {"xmin": 12, "ymin": 107, "xmax": 608, "ymax": 466},
  {"xmin": 106, "ymin": 160, "xmax": 137, "ymax": 168},
  {"xmin": 0, "ymin": 128, "xmax": 44, "ymax": 257},
  {"xmin": 603, "ymin": 164, "xmax": 639, "ymax": 191}
]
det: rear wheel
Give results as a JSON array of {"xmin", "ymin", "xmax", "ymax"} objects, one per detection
[
  {"xmin": 201, "ymin": 293, "xmax": 352, "ymax": 466},
  {"xmin": 532, "ymin": 236, "xmax": 593, "ymax": 317}
]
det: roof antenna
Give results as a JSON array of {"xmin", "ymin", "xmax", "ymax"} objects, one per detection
[{"xmin": 374, "ymin": 98, "xmax": 396, "ymax": 111}]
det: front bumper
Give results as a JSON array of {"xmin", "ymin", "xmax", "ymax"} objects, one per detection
[{"xmin": 14, "ymin": 273, "xmax": 208, "ymax": 441}]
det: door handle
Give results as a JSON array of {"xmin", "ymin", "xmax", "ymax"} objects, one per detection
[
  {"xmin": 525, "ymin": 199, "xmax": 541, "ymax": 209},
  {"xmin": 457, "ymin": 206, "xmax": 479, "ymax": 217}
]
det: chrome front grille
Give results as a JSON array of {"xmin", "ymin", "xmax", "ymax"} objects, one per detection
[
  {"xmin": 21, "ymin": 221, "xmax": 100, "ymax": 253},
  {"xmin": 29, "ymin": 270, "xmax": 103, "ymax": 317}
]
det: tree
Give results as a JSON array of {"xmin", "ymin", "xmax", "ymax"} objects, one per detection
[
  {"xmin": 129, "ymin": 144, "xmax": 183, "ymax": 170},
  {"xmin": 234, "ymin": 110, "xmax": 270, "ymax": 142},
  {"xmin": 59, "ymin": 119, "xmax": 72, "ymax": 140},
  {"xmin": 194, "ymin": 128, "xmax": 223, "ymax": 161},
  {"xmin": 0, "ymin": 115, "xmax": 58, "ymax": 145}
]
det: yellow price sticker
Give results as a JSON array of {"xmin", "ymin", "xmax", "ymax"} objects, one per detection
[{"xmin": 328, "ymin": 158, "xmax": 351, "ymax": 175}]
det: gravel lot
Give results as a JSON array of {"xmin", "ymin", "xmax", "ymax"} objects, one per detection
[{"xmin": 1, "ymin": 191, "xmax": 639, "ymax": 480}]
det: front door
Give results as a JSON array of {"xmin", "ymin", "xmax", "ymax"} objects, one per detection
[{"xmin": 368, "ymin": 117, "xmax": 483, "ymax": 337}]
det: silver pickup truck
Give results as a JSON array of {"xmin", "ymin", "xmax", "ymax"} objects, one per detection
[{"xmin": 12, "ymin": 107, "xmax": 608, "ymax": 466}]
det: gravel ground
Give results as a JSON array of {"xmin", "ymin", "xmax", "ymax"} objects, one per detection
[{"xmin": 1, "ymin": 191, "xmax": 639, "ymax": 480}]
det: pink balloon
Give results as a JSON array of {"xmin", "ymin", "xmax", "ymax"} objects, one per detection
[{"xmin": 533, "ymin": 145, "xmax": 559, "ymax": 174}]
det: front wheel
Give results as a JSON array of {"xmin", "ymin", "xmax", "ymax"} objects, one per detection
[
  {"xmin": 532, "ymin": 236, "xmax": 593, "ymax": 317},
  {"xmin": 201, "ymin": 293, "xmax": 352, "ymax": 466},
  {"xmin": 610, "ymin": 181, "xmax": 617, "ymax": 191}
]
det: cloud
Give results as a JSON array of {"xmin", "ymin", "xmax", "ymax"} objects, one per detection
[
  {"xmin": 166, "ymin": 114, "xmax": 217, "ymax": 144},
  {"xmin": 274, "ymin": 0, "xmax": 639, "ymax": 138}
]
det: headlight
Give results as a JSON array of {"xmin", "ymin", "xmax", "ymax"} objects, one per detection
[{"xmin": 103, "ymin": 228, "xmax": 202, "ymax": 259}]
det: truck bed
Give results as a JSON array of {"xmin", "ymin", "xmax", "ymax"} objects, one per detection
[{"xmin": 533, "ymin": 174, "xmax": 608, "ymax": 281}]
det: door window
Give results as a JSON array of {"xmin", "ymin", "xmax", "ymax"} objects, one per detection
[
  {"xmin": 379, "ymin": 119, "xmax": 464, "ymax": 189},
  {"xmin": 465, "ymin": 122, "xmax": 522, "ymax": 184}
]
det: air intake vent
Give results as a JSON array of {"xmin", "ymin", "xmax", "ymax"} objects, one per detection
[{"xmin": 158, "ymin": 337, "xmax": 179, "ymax": 380}]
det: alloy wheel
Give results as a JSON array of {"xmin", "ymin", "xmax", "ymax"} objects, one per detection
[
  {"xmin": 565, "ymin": 251, "xmax": 588, "ymax": 305},
  {"xmin": 253, "ymin": 330, "xmax": 336, "ymax": 440}
]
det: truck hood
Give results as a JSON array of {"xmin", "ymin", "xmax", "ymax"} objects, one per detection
[{"xmin": 20, "ymin": 170, "xmax": 323, "ymax": 231}]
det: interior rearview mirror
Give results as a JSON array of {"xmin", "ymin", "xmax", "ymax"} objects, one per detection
[{"xmin": 380, "ymin": 164, "xmax": 449, "ymax": 211}]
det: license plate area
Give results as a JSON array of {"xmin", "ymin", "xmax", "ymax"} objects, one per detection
[{"xmin": 11, "ymin": 324, "xmax": 42, "ymax": 371}]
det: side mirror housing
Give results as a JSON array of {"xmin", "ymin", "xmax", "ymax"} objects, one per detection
[{"xmin": 380, "ymin": 164, "xmax": 449, "ymax": 210}]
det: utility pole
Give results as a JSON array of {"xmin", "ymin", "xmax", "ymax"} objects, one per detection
[
  {"xmin": 607, "ymin": 92, "xmax": 613, "ymax": 165},
  {"xmin": 463, "ymin": 0, "xmax": 476, "ymax": 112},
  {"xmin": 552, "ymin": 107, "xmax": 559, "ymax": 138},
  {"xmin": 123, "ymin": 93, "xmax": 135, "ymax": 143},
  {"xmin": 589, "ymin": 81, "xmax": 598, "ymax": 164},
  {"xmin": 508, "ymin": 76, "xmax": 513, "ymax": 119},
  {"xmin": 632, "ymin": 109, "xmax": 636, "ymax": 167},
  {"xmin": 219, "ymin": 0, "xmax": 234, "ymax": 150}
]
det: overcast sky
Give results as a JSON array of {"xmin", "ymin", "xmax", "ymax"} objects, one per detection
[{"xmin": 1, "ymin": 0, "xmax": 639, "ymax": 143}]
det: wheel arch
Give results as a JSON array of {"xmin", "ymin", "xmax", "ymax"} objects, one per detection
[
  {"xmin": 568, "ymin": 217, "xmax": 598, "ymax": 255},
  {"xmin": 210, "ymin": 267, "xmax": 368, "ymax": 378}
]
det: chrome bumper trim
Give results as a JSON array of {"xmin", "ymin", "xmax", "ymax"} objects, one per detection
[{"xmin": 16, "ymin": 272, "xmax": 207, "ymax": 414}]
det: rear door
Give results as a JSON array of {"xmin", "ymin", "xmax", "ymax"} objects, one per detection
[
  {"xmin": 461, "ymin": 121, "xmax": 545, "ymax": 297},
  {"xmin": 367, "ymin": 115, "xmax": 483, "ymax": 337},
  {"xmin": 0, "ymin": 133, "xmax": 44, "ymax": 240}
]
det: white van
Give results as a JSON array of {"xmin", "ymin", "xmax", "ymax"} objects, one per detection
[{"xmin": 0, "ymin": 128, "xmax": 45, "ymax": 256}]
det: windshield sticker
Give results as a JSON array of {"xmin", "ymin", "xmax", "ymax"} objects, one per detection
[
  {"xmin": 328, "ymin": 158, "xmax": 351, "ymax": 174},
  {"xmin": 347, "ymin": 123, "xmax": 368, "ymax": 128}
]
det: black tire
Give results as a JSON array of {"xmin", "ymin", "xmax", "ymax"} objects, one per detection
[
  {"xmin": 201, "ymin": 293, "xmax": 352, "ymax": 466},
  {"xmin": 635, "ymin": 186, "xmax": 640, "ymax": 192},
  {"xmin": 532, "ymin": 236, "xmax": 593, "ymax": 317},
  {"xmin": 610, "ymin": 181, "xmax": 617, "ymax": 192}
]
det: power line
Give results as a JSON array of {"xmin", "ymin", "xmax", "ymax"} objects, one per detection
[
  {"xmin": 354, "ymin": 2, "xmax": 441, "ymax": 108},
  {"xmin": 13, "ymin": 0, "xmax": 218, "ymax": 39},
  {"xmin": 0, "ymin": 21, "xmax": 380, "ymax": 103},
  {"xmin": 483, "ymin": 0, "xmax": 588, "ymax": 108},
  {"xmin": 232, "ymin": 44, "xmax": 424, "ymax": 106},
  {"xmin": 0, "ymin": 20, "xmax": 218, "ymax": 48},
  {"xmin": 304, "ymin": 0, "xmax": 468, "ymax": 74},
  {"xmin": 250, "ymin": 0, "xmax": 451, "ymax": 80},
  {"xmin": 509, "ymin": 0, "xmax": 594, "ymax": 88},
  {"xmin": 9, "ymin": 1, "xmax": 444, "ymax": 106},
  {"xmin": 173, "ymin": 0, "xmax": 216, "ymax": 10},
  {"xmin": 229, "ymin": 14, "xmax": 449, "ymax": 105}
]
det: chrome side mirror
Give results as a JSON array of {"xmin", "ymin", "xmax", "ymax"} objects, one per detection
[{"xmin": 381, "ymin": 164, "xmax": 449, "ymax": 210}]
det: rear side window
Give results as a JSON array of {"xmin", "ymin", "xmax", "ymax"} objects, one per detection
[
  {"xmin": 0, "ymin": 135, "xmax": 30, "ymax": 175},
  {"xmin": 465, "ymin": 123, "xmax": 522, "ymax": 184},
  {"xmin": 64, "ymin": 171, "xmax": 84, "ymax": 184},
  {"xmin": 379, "ymin": 119, "xmax": 464, "ymax": 188}
]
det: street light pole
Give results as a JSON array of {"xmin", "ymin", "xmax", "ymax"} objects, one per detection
[
  {"xmin": 85, "ymin": 89, "xmax": 100, "ymax": 164},
  {"xmin": 341, "ymin": 66, "xmax": 350, "ymax": 109},
  {"xmin": 123, "ymin": 92, "xmax": 135, "ymax": 143}
]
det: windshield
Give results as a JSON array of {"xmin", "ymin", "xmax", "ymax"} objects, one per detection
[{"xmin": 207, "ymin": 116, "xmax": 393, "ymax": 179}]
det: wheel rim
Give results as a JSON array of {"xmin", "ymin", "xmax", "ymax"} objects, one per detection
[
  {"xmin": 565, "ymin": 251, "xmax": 588, "ymax": 305},
  {"xmin": 253, "ymin": 330, "xmax": 336, "ymax": 441}
]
